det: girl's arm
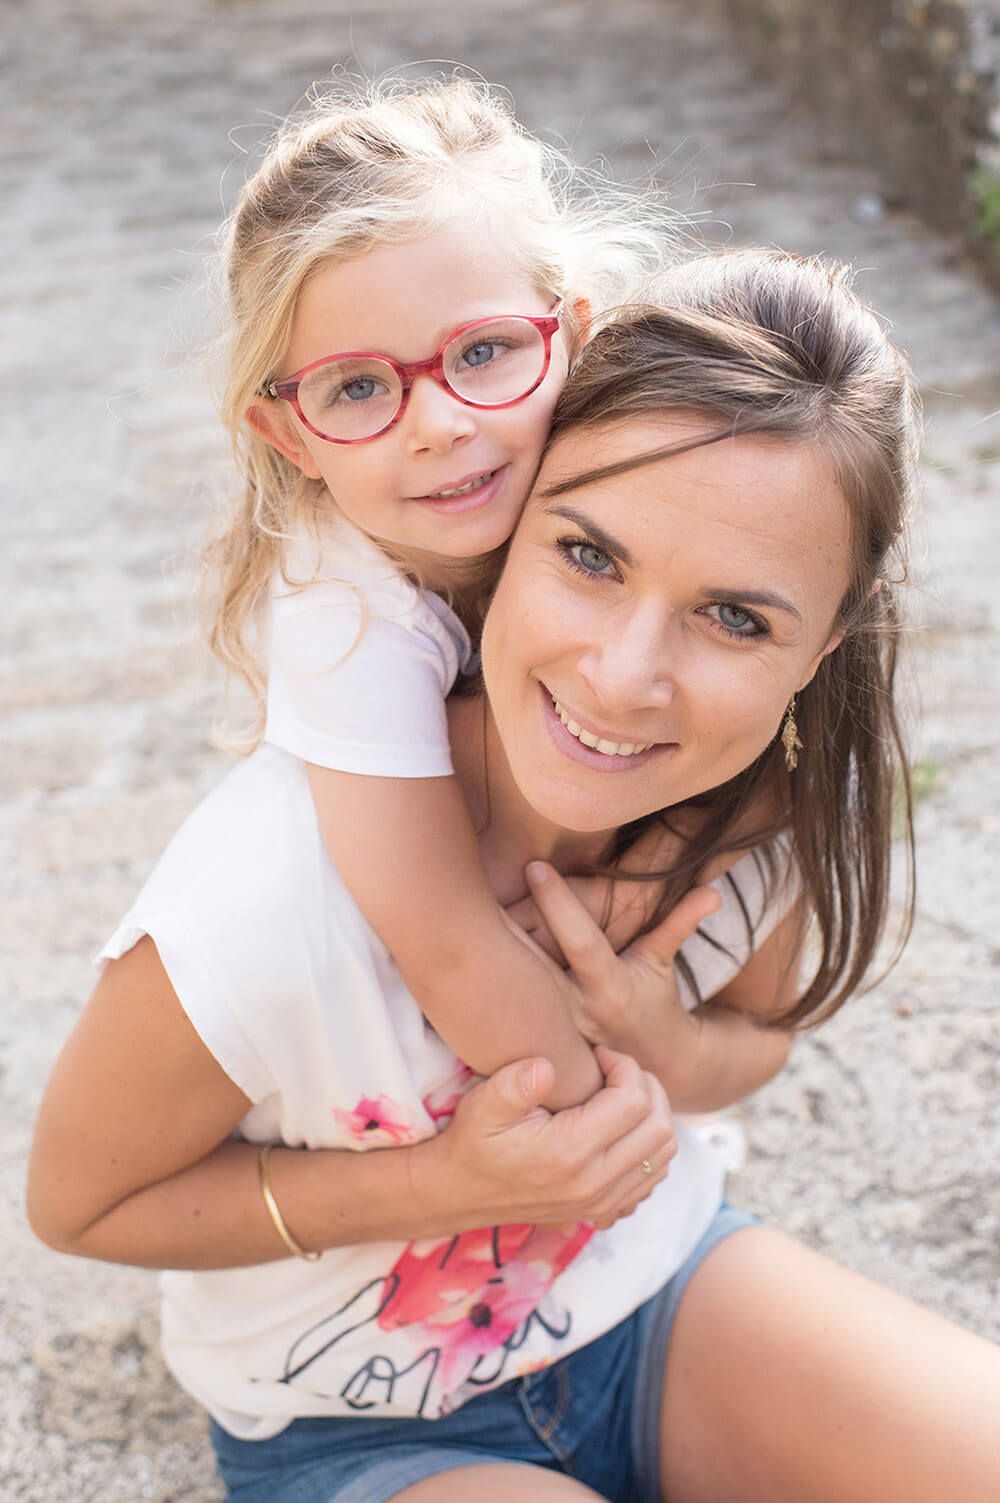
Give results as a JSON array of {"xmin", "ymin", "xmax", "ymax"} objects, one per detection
[
  {"xmin": 27, "ymin": 938, "xmax": 671, "ymax": 1269},
  {"xmin": 308, "ymin": 764, "xmax": 602, "ymax": 1110},
  {"xmin": 524, "ymin": 863, "xmax": 800, "ymax": 1113}
]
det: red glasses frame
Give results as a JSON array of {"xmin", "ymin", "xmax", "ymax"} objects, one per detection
[{"xmin": 266, "ymin": 303, "xmax": 563, "ymax": 444}]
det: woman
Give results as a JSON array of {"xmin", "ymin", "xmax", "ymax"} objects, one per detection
[{"xmin": 28, "ymin": 250, "xmax": 1000, "ymax": 1502}]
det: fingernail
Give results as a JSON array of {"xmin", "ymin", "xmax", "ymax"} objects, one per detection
[
  {"xmin": 526, "ymin": 861, "xmax": 549, "ymax": 884},
  {"xmin": 517, "ymin": 1061, "xmax": 537, "ymax": 1096}
]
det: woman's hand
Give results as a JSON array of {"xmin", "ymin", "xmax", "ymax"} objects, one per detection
[
  {"xmin": 522, "ymin": 861, "xmax": 722, "ymax": 1104},
  {"xmin": 412, "ymin": 1045, "xmax": 676, "ymax": 1232}
]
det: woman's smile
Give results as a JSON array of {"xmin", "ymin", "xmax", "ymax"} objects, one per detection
[{"xmin": 539, "ymin": 683, "xmax": 674, "ymax": 769}]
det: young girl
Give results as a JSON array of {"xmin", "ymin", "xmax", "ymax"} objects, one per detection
[{"xmin": 209, "ymin": 78, "xmax": 787, "ymax": 1113}]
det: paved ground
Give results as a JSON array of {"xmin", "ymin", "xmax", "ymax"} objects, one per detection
[{"xmin": 2, "ymin": 1, "xmax": 998, "ymax": 1498}]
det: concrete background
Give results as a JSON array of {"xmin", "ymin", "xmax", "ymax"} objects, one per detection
[
  {"xmin": 707, "ymin": 0, "xmax": 1000, "ymax": 284},
  {"xmin": 2, "ymin": 1, "xmax": 998, "ymax": 1498}
]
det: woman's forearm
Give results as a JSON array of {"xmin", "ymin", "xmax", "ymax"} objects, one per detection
[
  {"xmin": 41, "ymin": 1050, "xmax": 678, "ymax": 1270},
  {"xmin": 29, "ymin": 939, "xmax": 674, "ymax": 1272},
  {"xmin": 48, "ymin": 1134, "xmax": 475, "ymax": 1270}
]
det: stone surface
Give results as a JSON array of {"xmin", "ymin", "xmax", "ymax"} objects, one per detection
[
  {"xmin": 2, "ymin": 1, "xmax": 998, "ymax": 1498},
  {"xmin": 708, "ymin": 0, "xmax": 1000, "ymax": 285}
]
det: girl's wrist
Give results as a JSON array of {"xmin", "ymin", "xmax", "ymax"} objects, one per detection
[{"xmin": 647, "ymin": 1010, "xmax": 704, "ymax": 1109}]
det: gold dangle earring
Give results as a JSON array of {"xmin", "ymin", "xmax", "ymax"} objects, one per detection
[{"xmin": 781, "ymin": 696, "xmax": 803, "ymax": 772}]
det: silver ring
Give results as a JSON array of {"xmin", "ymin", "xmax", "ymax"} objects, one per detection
[{"xmin": 640, "ymin": 1159, "xmax": 653, "ymax": 1175}]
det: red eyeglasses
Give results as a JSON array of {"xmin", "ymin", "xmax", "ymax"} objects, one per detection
[{"xmin": 266, "ymin": 304, "xmax": 563, "ymax": 444}]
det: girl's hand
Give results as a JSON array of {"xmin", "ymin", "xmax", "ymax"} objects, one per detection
[
  {"xmin": 413, "ymin": 1045, "xmax": 676, "ymax": 1232},
  {"xmin": 505, "ymin": 872, "xmax": 621, "ymax": 963},
  {"xmin": 523, "ymin": 861, "xmax": 723, "ymax": 1102},
  {"xmin": 504, "ymin": 813, "xmax": 749, "ymax": 964}
]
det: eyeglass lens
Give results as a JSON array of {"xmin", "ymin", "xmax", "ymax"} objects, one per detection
[{"xmin": 295, "ymin": 317, "xmax": 548, "ymax": 440}]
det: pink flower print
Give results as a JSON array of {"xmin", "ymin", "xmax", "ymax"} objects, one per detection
[
  {"xmin": 378, "ymin": 1225, "xmax": 535, "ymax": 1329},
  {"xmin": 415, "ymin": 1257, "xmax": 553, "ymax": 1392},
  {"xmin": 421, "ymin": 1062, "xmax": 479, "ymax": 1127},
  {"xmin": 331, "ymin": 1094, "xmax": 416, "ymax": 1147},
  {"xmin": 378, "ymin": 1221, "xmax": 594, "ymax": 1394}
]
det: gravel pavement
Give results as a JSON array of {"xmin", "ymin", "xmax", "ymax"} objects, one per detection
[{"xmin": 2, "ymin": 2, "xmax": 999, "ymax": 1498}]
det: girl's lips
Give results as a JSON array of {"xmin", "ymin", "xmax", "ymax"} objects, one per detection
[
  {"xmin": 539, "ymin": 683, "xmax": 674, "ymax": 772},
  {"xmin": 409, "ymin": 465, "xmax": 508, "ymax": 515}
]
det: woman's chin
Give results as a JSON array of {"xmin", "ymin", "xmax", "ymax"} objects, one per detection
[{"xmin": 512, "ymin": 761, "xmax": 652, "ymax": 839}]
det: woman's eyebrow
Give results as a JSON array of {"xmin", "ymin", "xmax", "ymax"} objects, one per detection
[
  {"xmin": 541, "ymin": 505, "xmax": 636, "ymax": 568},
  {"xmin": 543, "ymin": 504, "xmax": 804, "ymax": 619},
  {"xmin": 699, "ymin": 587, "xmax": 803, "ymax": 621}
]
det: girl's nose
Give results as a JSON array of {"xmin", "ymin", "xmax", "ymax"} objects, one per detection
[{"xmin": 400, "ymin": 374, "xmax": 477, "ymax": 454}]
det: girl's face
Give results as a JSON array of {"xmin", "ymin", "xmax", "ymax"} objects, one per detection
[
  {"xmin": 250, "ymin": 222, "xmax": 570, "ymax": 588},
  {"xmin": 480, "ymin": 413, "xmax": 852, "ymax": 837}
]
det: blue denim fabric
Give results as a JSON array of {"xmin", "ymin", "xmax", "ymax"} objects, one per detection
[{"xmin": 210, "ymin": 1203, "xmax": 759, "ymax": 1503}]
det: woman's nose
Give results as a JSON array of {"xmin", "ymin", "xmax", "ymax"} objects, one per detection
[
  {"xmin": 577, "ymin": 615, "xmax": 676, "ymax": 712},
  {"xmin": 399, "ymin": 374, "xmax": 477, "ymax": 454}
]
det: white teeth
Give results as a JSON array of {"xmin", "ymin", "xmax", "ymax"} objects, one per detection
[
  {"xmin": 427, "ymin": 469, "xmax": 495, "ymax": 499},
  {"xmin": 550, "ymin": 695, "xmax": 652, "ymax": 757}
]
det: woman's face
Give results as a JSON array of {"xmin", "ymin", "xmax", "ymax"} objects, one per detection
[{"xmin": 480, "ymin": 413, "xmax": 853, "ymax": 836}]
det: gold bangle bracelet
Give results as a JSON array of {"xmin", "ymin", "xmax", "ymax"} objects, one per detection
[{"xmin": 257, "ymin": 1143, "xmax": 321, "ymax": 1262}]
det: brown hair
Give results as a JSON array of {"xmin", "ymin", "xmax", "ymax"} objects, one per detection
[{"xmin": 542, "ymin": 248, "xmax": 918, "ymax": 1027}]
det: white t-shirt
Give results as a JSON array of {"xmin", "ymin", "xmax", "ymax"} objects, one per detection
[
  {"xmin": 265, "ymin": 514, "xmax": 473, "ymax": 776},
  {"xmin": 100, "ymin": 745, "xmax": 794, "ymax": 1439}
]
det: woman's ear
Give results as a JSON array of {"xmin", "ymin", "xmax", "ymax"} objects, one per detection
[
  {"xmin": 800, "ymin": 578, "xmax": 883, "ymax": 689},
  {"xmin": 797, "ymin": 626, "xmax": 845, "ymax": 693},
  {"xmin": 246, "ymin": 401, "xmax": 323, "ymax": 480}
]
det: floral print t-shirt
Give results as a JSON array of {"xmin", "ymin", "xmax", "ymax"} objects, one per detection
[{"xmin": 100, "ymin": 746, "xmax": 792, "ymax": 1439}]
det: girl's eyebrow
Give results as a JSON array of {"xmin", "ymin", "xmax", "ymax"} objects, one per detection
[{"xmin": 541, "ymin": 505, "xmax": 637, "ymax": 568}]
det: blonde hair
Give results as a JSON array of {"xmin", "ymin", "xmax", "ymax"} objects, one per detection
[
  {"xmin": 542, "ymin": 248, "xmax": 919, "ymax": 1026},
  {"xmin": 204, "ymin": 75, "xmax": 678, "ymax": 746}
]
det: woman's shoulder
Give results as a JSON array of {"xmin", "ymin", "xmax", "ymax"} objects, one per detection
[{"xmin": 677, "ymin": 836, "xmax": 799, "ymax": 1005}]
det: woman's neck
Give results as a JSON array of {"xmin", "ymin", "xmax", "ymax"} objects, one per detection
[{"xmin": 447, "ymin": 694, "xmax": 616, "ymax": 904}]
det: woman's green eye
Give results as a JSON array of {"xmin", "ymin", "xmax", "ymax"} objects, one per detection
[
  {"xmin": 567, "ymin": 542, "xmax": 614, "ymax": 575},
  {"xmin": 710, "ymin": 602, "xmax": 767, "ymax": 639}
]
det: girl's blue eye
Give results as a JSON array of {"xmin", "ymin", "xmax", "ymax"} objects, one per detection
[
  {"xmin": 461, "ymin": 341, "xmax": 496, "ymax": 368},
  {"xmin": 341, "ymin": 377, "xmax": 380, "ymax": 402}
]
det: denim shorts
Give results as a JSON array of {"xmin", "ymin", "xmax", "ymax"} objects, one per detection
[{"xmin": 210, "ymin": 1202, "xmax": 758, "ymax": 1503}]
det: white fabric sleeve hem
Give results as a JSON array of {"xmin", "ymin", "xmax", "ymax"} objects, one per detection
[
  {"xmin": 263, "ymin": 723, "xmax": 457, "ymax": 778},
  {"xmin": 98, "ymin": 910, "xmax": 277, "ymax": 1104}
]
